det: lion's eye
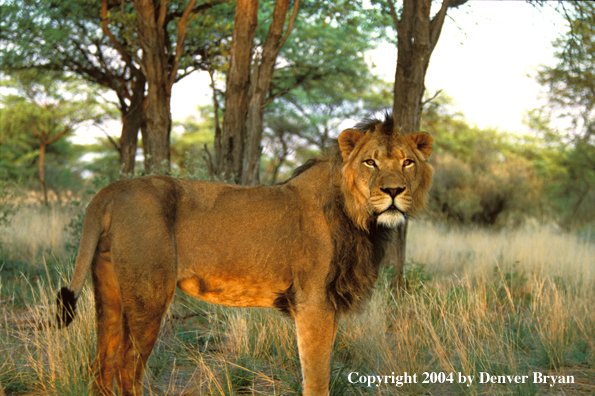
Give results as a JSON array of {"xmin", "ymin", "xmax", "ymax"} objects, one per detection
[
  {"xmin": 363, "ymin": 159, "xmax": 376, "ymax": 168},
  {"xmin": 403, "ymin": 159, "xmax": 414, "ymax": 167}
]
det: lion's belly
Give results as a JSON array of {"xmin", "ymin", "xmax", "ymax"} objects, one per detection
[
  {"xmin": 177, "ymin": 273, "xmax": 289, "ymax": 308},
  {"xmin": 172, "ymin": 187, "xmax": 331, "ymax": 308},
  {"xmin": 174, "ymin": 225, "xmax": 298, "ymax": 308}
]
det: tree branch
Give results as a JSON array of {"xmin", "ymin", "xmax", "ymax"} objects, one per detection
[
  {"xmin": 169, "ymin": 0, "xmax": 197, "ymax": 89},
  {"xmin": 101, "ymin": 0, "xmax": 135, "ymax": 68},
  {"xmin": 45, "ymin": 127, "xmax": 72, "ymax": 146},
  {"xmin": 165, "ymin": 1, "xmax": 222, "ymax": 23},
  {"xmin": 429, "ymin": 0, "xmax": 450, "ymax": 55},
  {"xmin": 263, "ymin": 72, "xmax": 313, "ymax": 108},
  {"xmin": 158, "ymin": 0, "xmax": 170, "ymax": 30},
  {"xmin": 201, "ymin": 144, "xmax": 216, "ymax": 180},
  {"xmin": 387, "ymin": 0, "xmax": 401, "ymax": 31},
  {"xmin": 279, "ymin": 0, "xmax": 300, "ymax": 48},
  {"xmin": 421, "ymin": 89, "xmax": 442, "ymax": 106}
]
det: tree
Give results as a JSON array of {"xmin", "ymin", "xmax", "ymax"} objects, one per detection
[
  {"xmin": 0, "ymin": 71, "xmax": 111, "ymax": 204},
  {"xmin": 242, "ymin": 0, "xmax": 299, "ymax": 185},
  {"xmin": 1, "ymin": 0, "xmax": 233, "ymax": 174},
  {"xmin": 536, "ymin": 2, "xmax": 594, "ymax": 145},
  {"xmin": 528, "ymin": 2, "xmax": 595, "ymax": 228},
  {"xmin": 217, "ymin": 0, "xmax": 299, "ymax": 184},
  {"xmin": 380, "ymin": 0, "xmax": 467, "ymax": 285},
  {"xmin": 216, "ymin": 0, "xmax": 385, "ymax": 185},
  {"xmin": 1, "ymin": 0, "xmax": 145, "ymax": 174},
  {"xmin": 106, "ymin": 0, "xmax": 227, "ymax": 173},
  {"xmin": 217, "ymin": 0, "xmax": 260, "ymax": 182}
]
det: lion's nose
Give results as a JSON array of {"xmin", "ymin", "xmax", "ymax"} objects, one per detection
[{"xmin": 381, "ymin": 187, "xmax": 405, "ymax": 198}]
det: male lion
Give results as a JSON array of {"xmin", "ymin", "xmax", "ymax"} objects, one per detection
[{"xmin": 57, "ymin": 115, "xmax": 433, "ymax": 395}]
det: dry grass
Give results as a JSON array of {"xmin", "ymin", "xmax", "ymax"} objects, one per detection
[
  {"xmin": 1, "ymin": 205, "xmax": 594, "ymax": 395},
  {"xmin": 0, "ymin": 204, "xmax": 75, "ymax": 264}
]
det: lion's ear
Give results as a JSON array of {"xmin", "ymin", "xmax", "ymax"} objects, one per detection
[
  {"xmin": 338, "ymin": 129, "xmax": 364, "ymax": 162},
  {"xmin": 410, "ymin": 132, "xmax": 433, "ymax": 160}
]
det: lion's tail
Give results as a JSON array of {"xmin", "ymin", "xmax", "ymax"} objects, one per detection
[
  {"xmin": 56, "ymin": 287, "xmax": 78, "ymax": 328},
  {"xmin": 56, "ymin": 197, "xmax": 107, "ymax": 329}
]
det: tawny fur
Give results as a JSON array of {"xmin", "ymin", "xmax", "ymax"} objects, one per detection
[{"xmin": 56, "ymin": 115, "xmax": 433, "ymax": 396}]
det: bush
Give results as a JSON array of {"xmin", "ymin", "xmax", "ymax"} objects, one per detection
[{"xmin": 429, "ymin": 153, "xmax": 540, "ymax": 227}]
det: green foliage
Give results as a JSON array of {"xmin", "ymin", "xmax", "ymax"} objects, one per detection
[
  {"xmin": 0, "ymin": 70, "xmax": 113, "ymax": 192},
  {"xmin": 523, "ymin": 110, "xmax": 595, "ymax": 229},
  {"xmin": 171, "ymin": 105, "xmax": 219, "ymax": 178},
  {"xmin": 404, "ymin": 261, "xmax": 432, "ymax": 293},
  {"xmin": 536, "ymin": 2, "xmax": 595, "ymax": 142},
  {"xmin": 72, "ymin": 140, "xmax": 124, "ymax": 184},
  {"xmin": 261, "ymin": 79, "xmax": 390, "ymax": 184},
  {"xmin": 522, "ymin": 3, "xmax": 595, "ymax": 230},
  {"xmin": 0, "ymin": 0, "xmax": 592, "ymax": 232}
]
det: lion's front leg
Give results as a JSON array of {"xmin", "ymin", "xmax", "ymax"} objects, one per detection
[{"xmin": 294, "ymin": 304, "xmax": 338, "ymax": 396}]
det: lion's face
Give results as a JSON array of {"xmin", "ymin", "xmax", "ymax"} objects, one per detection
[{"xmin": 337, "ymin": 127, "xmax": 433, "ymax": 230}]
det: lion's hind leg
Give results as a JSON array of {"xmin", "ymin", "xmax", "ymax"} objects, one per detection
[
  {"xmin": 92, "ymin": 262, "xmax": 176, "ymax": 396},
  {"xmin": 91, "ymin": 254, "xmax": 124, "ymax": 395},
  {"xmin": 91, "ymin": 252, "xmax": 176, "ymax": 396},
  {"xmin": 113, "ymin": 289, "xmax": 175, "ymax": 396},
  {"xmin": 109, "ymin": 236, "xmax": 177, "ymax": 395}
]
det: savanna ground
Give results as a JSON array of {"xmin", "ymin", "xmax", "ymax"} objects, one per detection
[{"xmin": 0, "ymin": 194, "xmax": 594, "ymax": 395}]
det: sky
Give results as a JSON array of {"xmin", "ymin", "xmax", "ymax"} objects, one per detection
[
  {"xmin": 368, "ymin": 0, "xmax": 567, "ymax": 135},
  {"xmin": 77, "ymin": 1, "xmax": 568, "ymax": 144}
]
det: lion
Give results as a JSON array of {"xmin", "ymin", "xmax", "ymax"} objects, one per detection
[{"xmin": 56, "ymin": 114, "xmax": 433, "ymax": 396}]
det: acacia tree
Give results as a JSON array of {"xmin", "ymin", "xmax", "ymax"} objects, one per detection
[
  {"xmin": 107, "ymin": 0, "xmax": 210, "ymax": 173},
  {"xmin": 103, "ymin": 0, "xmax": 234, "ymax": 173},
  {"xmin": 217, "ymin": 0, "xmax": 299, "ymax": 184},
  {"xmin": 1, "ymin": 0, "xmax": 232, "ymax": 174},
  {"xmin": 1, "ymin": 0, "xmax": 146, "ymax": 174},
  {"xmin": 536, "ymin": 2, "xmax": 595, "ymax": 144},
  {"xmin": 216, "ymin": 0, "xmax": 384, "ymax": 184},
  {"xmin": 0, "ymin": 71, "xmax": 109, "ymax": 204},
  {"xmin": 530, "ymin": 2, "xmax": 595, "ymax": 228},
  {"xmin": 382, "ymin": 0, "xmax": 467, "ymax": 284}
]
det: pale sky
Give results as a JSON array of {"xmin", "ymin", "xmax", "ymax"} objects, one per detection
[
  {"xmin": 367, "ymin": 1, "xmax": 566, "ymax": 134},
  {"xmin": 77, "ymin": 1, "xmax": 567, "ymax": 144}
]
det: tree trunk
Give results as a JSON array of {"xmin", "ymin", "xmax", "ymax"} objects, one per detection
[
  {"xmin": 207, "ymin": 67, "xmax": 222, "ymax": 175},
  {"xmin": 133, "ymin": 0, "xmax": 172, "ymax": 174},
  {"xmin": 218, "ymin": 0, "xmax": 259, "ymax": 183},
  {"xmin": 392, "ymin": 0, "xmax": 434, "ymax": 133},
  {"xmin": 388, "ymin": 0, "xmax": 459, "ymax": 287},
  {"xmin": 38, "ymin": 139, "xmax": 48, "ymax": 206},
  {"xmin": 120, "ymin": 72, "xmax": 146, "ymax": 175},
  {"xmin": 242, "ymin": 0, "xmax": 297, "ymax": 186}
]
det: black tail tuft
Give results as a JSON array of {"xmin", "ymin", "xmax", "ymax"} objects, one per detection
[{"xmin": 56, "ymin": 287, "xmax": 78, "ymax": 328}]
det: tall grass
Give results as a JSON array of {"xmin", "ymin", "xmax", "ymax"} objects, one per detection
[
  {"xmin": 1, "ymin": 205, "xmax": 594, "ymax": 395},
  {"xmin": 407, "ymin": 221, "xmax": 595, "ymax": 289},
  {"xmin": 0, "ymin": 204, "xmax": 75, "ymax": 264}
]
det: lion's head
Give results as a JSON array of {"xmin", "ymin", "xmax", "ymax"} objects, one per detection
[{"xmin": 337, "ymin": 116, "xmax": 434, "ymax": 231}]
